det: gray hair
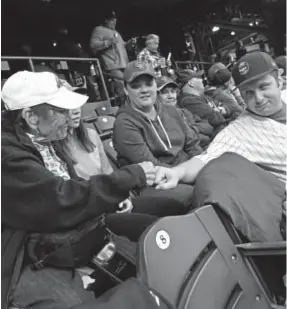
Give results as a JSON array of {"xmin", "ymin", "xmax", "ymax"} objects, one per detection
[{"xmin": 146, "ymin": 34, "xmax": 159, "ymax": 45}]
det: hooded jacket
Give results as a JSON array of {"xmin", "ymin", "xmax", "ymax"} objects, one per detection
[
  {"xmin": 113, "ymin": 101, "xmax": 203, "ymax": 167},
  {"xmin": 90, "ymin": 25, "xmax": 128, "ymax": 71},
  {"xmin": 2, "ymin": 118, "xmax": 146, "ymax": 308},
  {"xmin": 178, "ymin": 91, "xmax": 226, "ymax": 128}
]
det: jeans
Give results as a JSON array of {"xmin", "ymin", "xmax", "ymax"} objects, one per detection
[
  {"xmin": 11, "ymin": 267, "xmax": 97, "ymax": 309},
  {"xmin": 10, "ymin": 213, "xmax": 156, "ymax": 308}
]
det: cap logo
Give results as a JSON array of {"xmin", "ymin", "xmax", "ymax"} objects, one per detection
[
  {"xmin": 238, "ymin": 62, "xmax": 249, "ymax": 75},
  {"xmin": 134, "ymin": 61, "xmax": 145, "ymax": 70}
]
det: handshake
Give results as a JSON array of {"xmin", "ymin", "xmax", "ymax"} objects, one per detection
[{"xmin": 138, "ymin": 161, "xmax": 179, "ymax": 190}]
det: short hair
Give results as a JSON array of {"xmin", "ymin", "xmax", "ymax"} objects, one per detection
[{"xmin": 146, "ymin": 34, "xmax": 159, "ymax": 45}]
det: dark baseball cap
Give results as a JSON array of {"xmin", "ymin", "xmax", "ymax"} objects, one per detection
[
  {"xmin": 275, "ymin": 55, "xmax": 287, "ymax": 76},
  {"xmin": 123, "ymin": 60, "xmax": 156, "ymax": 83},
  {"xmin": 157, "ymin": 76, "xmax": 178, "ymax": 91},
  {"xmin": 177, "ymin": 69, "xmax": 204, "ymax": 84},
  {"xmin": 208, "ymin": 62, "xmax": 227, "ymax": 80},
  {"xmin": 232, "ymin": 51, "xmax": 278, "ymax": 87}
]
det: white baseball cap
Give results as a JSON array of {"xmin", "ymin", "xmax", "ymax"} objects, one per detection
[{"xmin": 1, "ymin": 71, "xmax": 89, "ymax": 111}]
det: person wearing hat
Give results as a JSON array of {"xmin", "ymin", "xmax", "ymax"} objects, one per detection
[
  {"xmin": 275, "ymin": 55, "xmax": 287, "ymax": 91},
  {"xmin": 113, "ymin": 60, "xmax": 203, "ymax": 208},
  {"xmin": 2, "ymin": 71, "xmax": 160, "ymax": 308},
  {"xmin": 206, "ymin": 62, "xmax": 245, "ymax": 122},
  {"xmin": 153, "ymin": 51, "xmax": 286, "ymax": 249},
  {"xmin": 155, "ymin": 51, "xmax": 286, "ymax": 187},
  {"xmin": 177, "ymin": 69, "xmax": 226, "ymax": 133},
  {"xmin": 157, "ymin": 76, "xmax": 213, "ymax": 148},
  {"xmin": 137, "ymin": 34, "xmax": 171, "ymax": 78},
  {"xmin": 90, "ymin": 11, "xmax": 129, "ymax": 100}
]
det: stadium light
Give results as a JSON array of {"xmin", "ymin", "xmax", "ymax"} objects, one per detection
[
  {"xmin": 212, "ymin": 26, "xmax": 220, "ymax": 32},
  {"xmin": 231, "ymin": 31, "xmax": 235, "ymax": 36},
  {"xmin": 249, "ymin": 22, "xmax": 254, "ymax": 26}
]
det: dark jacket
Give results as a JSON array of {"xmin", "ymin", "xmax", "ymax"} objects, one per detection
[
  {"xmin": 2, "ymin": 120, "xmax": 146, "ymax": 308},
  {"xmin": 178, "ymin": 92, "xmax": 226, "ymax": 129},
  {"xmin": 179, "ymin": 108, "xmax": 213, "ymax": 147},
  {"xmin": 90, "ymin": 26, "xmax": 128, "ymax": 71},
  {"xmin": 204, "ymin": 87, "xmax": 243, "ymax": 122},
  {"xmin": 113, "ymin": 101, "xmax": 203, "ymax": 167}
]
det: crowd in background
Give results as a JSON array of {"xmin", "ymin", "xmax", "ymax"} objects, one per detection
[{"xmin": 1, "ymin": 8, "xmax": 287, "ymax": 309}]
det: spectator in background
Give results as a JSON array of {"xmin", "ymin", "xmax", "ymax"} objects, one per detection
[
  {"xmin": 157, "ymin": 76, "xmax": 213, "ymax": 148},
  {"xmin": 137, "ymin": 34, "xmax": 171, "ymax": 78},
  {"xmin": 275, "ymin": 55, "xmax": 287, "ymax": 90},
  {"xmin": 235, "ymin": 40, "xmax": 247, "ymax": 60},
  {"xmin": 177, "ymin": 69, "xmax": 226, "ymax": 135},
  {"xmin": 206, "ymin": 62, "xmax": 245, "ymax": 122},
  {"xmin": 90, "ymin": 11, "xmax": 129, "ymax": 99},
  {"xmin": 113, "ymin": 60, "xmax": 202, "ymax": 208}
]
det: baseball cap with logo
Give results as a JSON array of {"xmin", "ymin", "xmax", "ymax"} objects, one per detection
[
  {"xmin": 232, "ymin": 51, "xmax": 278, "ymax": 87},
  {"xmin": 1, "ymin": 71, "xmax": 88, "ymax": 111},
  {"xmin": 208, "ymin": 62, "xmax": 228, "ymax": 81},
  {"xmin": 123, "ymin": 60, "xmax": 156, "ymax": 83},
  {"xmin": 157, "ymin": 76, "xmax": 179, "ymax": 91},
  {"xmin": 177, "ymin": 69, "xmax": 204, "ymax": 85}
]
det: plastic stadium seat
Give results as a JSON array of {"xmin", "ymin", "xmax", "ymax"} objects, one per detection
[
  {"xmin": 95, "ymin": 103, "xmax": 118, "ymax": 117},
  {"xmin": 93, "ymin": 115, "xmax": 115, "ymax": 135},
  {"xmin": 137, "ymin": 205, "xmax": 283, "ymax": 309},
  {"xmin": 102, "ymin": 139, "xmax": 119, "ymax": 169}
]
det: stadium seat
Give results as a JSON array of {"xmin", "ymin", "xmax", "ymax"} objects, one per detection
[
  {"xmin": 94, "ymin": 103, "xmax": 118, "ymax": 117},
  {"xmin": 93, "ymin": 115, "xmax": 115, "ymax": 135},
  {"xmin": 137, "ymin": 205, "xmax": 282, "ymax": 309},
  {"xmin": 102, "ymin": 138, "xmax": 119, "ymax": 169}
]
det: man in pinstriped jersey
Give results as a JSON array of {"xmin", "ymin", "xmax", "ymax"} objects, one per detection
[{"xmin": 155, "ymin": 51, "xmax": 287, "ymax": 188}]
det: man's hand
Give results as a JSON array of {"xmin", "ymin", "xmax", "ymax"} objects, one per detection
[
  {"xmin": 107, "ymin": 37, "xmax": 118, "ymax": 47},
  {"xmin": 138, "ymin": 161, "xmax": 156, "ymax": 186},
  {"xmin": 154, "ymin": 166, "xmax": 180, "ymax": 190},
  {"xmin": 117, "ymin": 198, "xmax": 133, "ymax": 213}
]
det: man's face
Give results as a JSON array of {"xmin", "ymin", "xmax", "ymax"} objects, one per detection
[
  {"xmin": 188, "ymin": 77, "xmax": 204, "ymax": 94},
  {"xmin": 126, "ymin": 75, "xmax": 157, "ymax": 111},
  {"xmin": 239, "ymin": 73, "xmax": 282, "ymax": 117},
  {"xmin": 158, "ymin": 85, "xmax": 178, "ymax": 106},
  {"xmin": 105, "ymin": 18, "xmax": 117, "ymax": 30},
  {"xmin": 147, "ymin": 39, "xmax": 159, "ymax": 52},
  {"xmin": 31, "ymin": 105, "xmax": 69, "ymax": 142}
]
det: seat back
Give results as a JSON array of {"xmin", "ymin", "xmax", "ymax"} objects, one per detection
[
  {"xmin": 93, "ymin": 115, "xmax": 115, "ymax": 134},
  {"xmin": 102, "ymin": 138, "xmax": 120, "ymax": 169},
  {"xmin": 137, "ymin": 205, "xmax": 271, "ymax": 309},
  {"xmin": 95, "ymin": 103, "xmax": 118, "ymax": 116}
]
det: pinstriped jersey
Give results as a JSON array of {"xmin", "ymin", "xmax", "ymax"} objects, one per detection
[{"xmin": 196, "ymin": 111, "xmax": 287, "ymax": 183}]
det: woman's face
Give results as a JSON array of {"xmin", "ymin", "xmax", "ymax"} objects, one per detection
[
  {"xmin": 68, "ymin": 108, "xmax": 82, "ymax": 129},
  {"xmin": 158, "ymin": 86, "xmax": 178, "ymax": 106},
  {"xmin": 126, "ymin": 75, "xmax": 157, "ymax": 111}
]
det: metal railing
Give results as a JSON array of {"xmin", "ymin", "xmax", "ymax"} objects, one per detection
[{"xmin": 1, "ymin": 56, "xmax": 110, "ymax": 104}]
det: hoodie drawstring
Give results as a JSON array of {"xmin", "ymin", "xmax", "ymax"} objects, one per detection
[{"xmin": 148, "ymin": 117, "xmax": 172, "ymax": 151}]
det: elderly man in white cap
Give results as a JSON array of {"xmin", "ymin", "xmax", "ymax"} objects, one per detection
[{"xmin": 2, "ymin": 71, "xmax": 158, "ymax": 308}]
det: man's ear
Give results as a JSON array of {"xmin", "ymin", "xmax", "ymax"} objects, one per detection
[
  {"xmin": 277, "ymin": 69, "xmax": 284, "ymax": 89},
  {"xmin": 22, "ymin": 108, "xmax": 39, "ymax": 129}
]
